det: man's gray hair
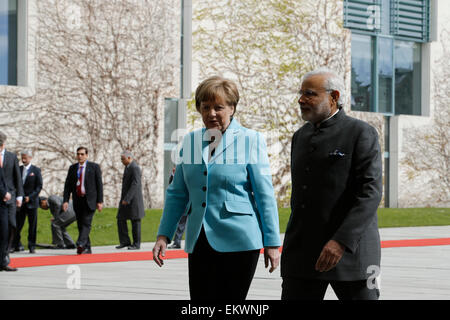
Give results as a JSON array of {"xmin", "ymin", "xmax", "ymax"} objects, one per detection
[
  {"xmin": 0, "ymin": 131, "xmax": 6, "ymax": 146},
  {"xmin": 121, "ymin": 150, "xmax": 133, "ymax": 158},
  {"xmin": 21, "ymin": 150, "xmax": 33, "ymax": 157},
  {"xmin": 303, "ymin": 67, "xmax": 346, "ymax": 108}
]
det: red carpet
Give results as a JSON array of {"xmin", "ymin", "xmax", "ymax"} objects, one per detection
[{"xmin": 9, "ymin": 238, "xmax": 450, "ymax": 269}]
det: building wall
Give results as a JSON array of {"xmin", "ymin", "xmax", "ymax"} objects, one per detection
[{"xmin": 0, "ymin": 0, "xmax": 180, "ymax": 208}]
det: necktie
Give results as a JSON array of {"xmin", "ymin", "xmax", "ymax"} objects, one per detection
[
  {"xmin": 76, "ymin": 166, "xmax": 84, "ymax": 196},
  {"xmin": 22, "ymin": 167, "xmax": 28, "ymax": 184}
]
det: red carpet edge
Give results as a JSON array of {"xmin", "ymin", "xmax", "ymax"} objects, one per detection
[{"xmin": 9, "ymin": 238, "xmax": 450, "ymax": 268}]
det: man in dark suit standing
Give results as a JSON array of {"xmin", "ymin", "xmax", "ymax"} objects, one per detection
[
  {"xmin": 63, "ymin": 147, "xmax": 103, "ymax": 254},
  {"xmin": 116, "ymin": 151, "xmax": 145, "ymax": 250},
  {"xmin": 0, "ymin": 131, "xmax": 24, "ymax": 259},
  {"xmin": 13, "ymin": 150, "xmax": 43, "ymax": 253},
  {"xmin": 1, "ymin": 166, "xmax": 16, "ymax": 271},
  {"xmin": 281, "ymin": 68, "xmax": 382, "ymax": 300}
]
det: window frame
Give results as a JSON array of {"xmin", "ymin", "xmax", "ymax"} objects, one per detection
[
  {"xmin": 0, "ymin": 0, "xmax": 36, "ymax": 97},
  {"xmin": 345, "ymin": 0, "xmax": 431, "ymax": 116}
]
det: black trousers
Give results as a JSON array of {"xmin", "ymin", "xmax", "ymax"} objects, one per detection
[
  {"xmin": 117, "ymin": 219, "xmax": 141, "ymax": 246},
  {"xmin": 0, "ymin": 204, "xmax": 9, "ymax": 267},
  {"xmin": 14, "ymin": 206, "xmax": 38, "ymax": 249},
  {"xmin": 188, "ymin": 227, "xmax": 260, "ymax": 301},
  {"xmin": 281, "ymin": 277, "xmax": 380, "ymax": 300},
  {"xmin": 73, "ymin": 197, "xmax": 95, "ymax": 249},
  {"xmin": 6, "ymin": 202, "xmax": 16, "ymax": 252}
]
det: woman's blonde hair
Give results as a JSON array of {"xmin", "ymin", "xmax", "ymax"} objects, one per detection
[{"xmin": 195, "ymin": 76, "xmax": 239, "ymax": 115}]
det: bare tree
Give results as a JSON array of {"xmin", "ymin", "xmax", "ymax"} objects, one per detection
[
  {"xmin": 401, "ymin": 28, "xmax": 450, "ymax": 206},
  {"xmin": 193, "ymin": 0, "xmax": 355, "ymax": 206},
  {"xmin": 1, "ymin": 0, "xmax": 180, "ymax": 207}
]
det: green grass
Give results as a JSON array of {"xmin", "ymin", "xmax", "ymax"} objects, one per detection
[{"xmin": 19, "ymin": 207, "xmax": 450, "ymax": 248}]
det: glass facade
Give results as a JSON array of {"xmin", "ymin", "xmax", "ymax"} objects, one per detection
[
  {"xmin": 394, "ymin": 41, "xmax": 421, "ymax": 115},
  {"xmin": 351, "ymin": 34, "xmax": 373, "ymax": 112},
  {"xmin": 345, "ymin": 0, "xmax": 429, "ymax": 116},
  {"xmin": 378, "ymin": 37, "xmax": 393, "ymax": 114},
  {"xmin": 0, "ymin": 0, "xmax": 17, "ymax": 86}
]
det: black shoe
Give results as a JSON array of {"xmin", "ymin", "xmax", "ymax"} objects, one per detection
[
  {"xmin": 55, "ymin": 244, "xmax": 66, "ymax": 249},
  {"xmin": 1, "ymin": 266, "xmax": 18, "ymax": 272},
  {"xmin": 116, "ymin": 244, "xmax": 131, "ymax": 249},
  {"xmin": 77, "ymin": 246, "xmax": 84, "ymax": 255},
  {"xmin": 127, "ymin": 244, "xmax": 140, "ymax": 250},
  {"xmin": 66, "ymin": 244, "xmax": 76, "ymax": 249},
  {"xmin": 82, "ymin": 248, "xmax": 92, "ymax": 254},
  {"xmin": 168, "ymin": 243, "xmax": 181, "ymax": 249},
  {"xmin": 29, "ymin": 248, "xmax": 36, "ymax": 254}
]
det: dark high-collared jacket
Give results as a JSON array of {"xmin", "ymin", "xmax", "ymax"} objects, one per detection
[{"xmin": 281, "ymin": 109, "xmax": 382, "ymax": 281}]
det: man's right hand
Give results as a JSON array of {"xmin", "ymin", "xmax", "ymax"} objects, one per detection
[
  {"xmin": 62, "ymin": 202, "xmax": 69, "ymax": 212},
  {"xmin": 3, "ymin": 192, "xmax": 11, "ymax": 202}
]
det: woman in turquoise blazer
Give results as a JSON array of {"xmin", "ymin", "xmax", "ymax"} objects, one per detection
[{"xmin": 153, "ymin": 76, "xmax": 281, "ymax": 300}]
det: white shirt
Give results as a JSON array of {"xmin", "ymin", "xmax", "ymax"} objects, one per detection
[
  {"xmin": 22, "ymin": 163, "xmax": 32, "ymax": 184},
  {"xmin": 78, "ymin": 161, "xmax": 87, "ymax": 195},
  {"xmin": 320, "ymin": 108, "xmax": 340, "ymax": 125}
]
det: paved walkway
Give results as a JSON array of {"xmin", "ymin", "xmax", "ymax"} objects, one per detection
[{"xmin": 1, "ymin": 226, "xmax": 449, "ymax": 300}]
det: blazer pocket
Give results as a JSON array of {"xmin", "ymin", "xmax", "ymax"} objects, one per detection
[{"xmin": 224, "ymin": 200, "xmax": 253, "ymax": 215}]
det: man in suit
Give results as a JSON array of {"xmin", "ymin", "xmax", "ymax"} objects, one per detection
[
  {"xmin": 63, "ymin": 146, "xmax": 103, "ymax": 254},
  {"xmin": 0, "ymin": 131, "xmax": 24, "ymax": 259},
  {"xmin": 13, "ymin": 150, "xmax": 43, "ymax": 253},
  {"xmin": 0, "ymin": 166, "xmax": 16, "ymax": 271},
  {"xmin": 39, "ymin": 196, "xmax": 76, "ymax": 249},
  {"xmin": 281, "ymin": 68, "xmax": 382, "ymax": 300},
  {"xmin": 116, "ymin": 150, "xmax": 145, "ymax": 250}
]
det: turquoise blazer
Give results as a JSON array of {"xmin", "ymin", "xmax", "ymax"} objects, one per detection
[{"xmin": 157, "ymin": 119, "xmax": 281, "ymax": 253}]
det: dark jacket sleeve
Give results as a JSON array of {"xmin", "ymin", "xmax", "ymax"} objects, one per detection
[
  {"xmin": 0, "ymin": 168, "xmax": 7, "ymax": 199},
  {"xmin": 28, "ymin": 167, "xmax": 43, "ymax": 199},
  {"xmin": 331, "ymin": 125, "xmax": 383, "ymax": 253},
  {"xmin": 63, "ymin": 165, "xmax": 74, "ymax": 203},
  {"xmin": 13, "ymin": 156, "xmax": 24, "ymax": 198},
  {"xmin": 94, "ymin": 163, "xmax": 103, "ymax": 203}
]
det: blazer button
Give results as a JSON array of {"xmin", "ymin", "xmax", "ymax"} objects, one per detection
[
  {"xmin": 302, "ymin": 185, "xmax": 307, "ymax": 190},
  {"xmin": 203, "ymin": 171, "xmax": 207, "ymax": 176},
  {"xmin": 202, "ymin": 202, "xmax": 206, "ymax": 207},
  {"xmin": 202, "ymin": 186, "xmax": 207, "ymax": 192},
  {"xmin": 300, "ymin": 204, "xmax": 306, "ymax": 209}
]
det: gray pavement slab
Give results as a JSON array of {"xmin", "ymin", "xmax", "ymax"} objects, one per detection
[{"xmin": 1, "ymin": 226, "xmax": 449, "ymax": 300}]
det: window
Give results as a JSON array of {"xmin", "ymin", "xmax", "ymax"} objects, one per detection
[
  {"xmin": 0, "ymin": 0, "xmax": 17, "ymax": 86},
  {"xmin": 345, "ymin": 0, "xmax": 430, "ymax": 116}
]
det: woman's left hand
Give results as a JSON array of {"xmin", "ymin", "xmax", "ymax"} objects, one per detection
[{"xmin": 264, "ymin": 247, "xmax": 280, "ymax": 273}]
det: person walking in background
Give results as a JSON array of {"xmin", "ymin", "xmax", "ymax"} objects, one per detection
[
  {"xmin": 13, "ymin": 150, "xmax": 43, "ymax": 254},
  {"xmin": 281, "ymin": 68, "xmax": 382, "ymax": 300},
  {"xmin": 63, "ymin": 147, "xmax": 103, "ymax": 255},
  {"xmin": 39, "ymin": 196, "xmax": 76, "ymax": 249},
  {"xmin": 153, "ymin": 76, "xmax": 281, "ymax": 300},
  {"xmin": 0, "ymin": 131, "xmax": 24, "ymax": 259},
  {"xmin": 116, "ymin": 150, "xmax": 145, "ymax": 250}
]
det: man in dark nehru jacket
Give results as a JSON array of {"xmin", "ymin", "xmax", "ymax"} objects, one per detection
[{"xmin": 281, "ymin": 68, "xmax": 382, "ymax": 300}]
